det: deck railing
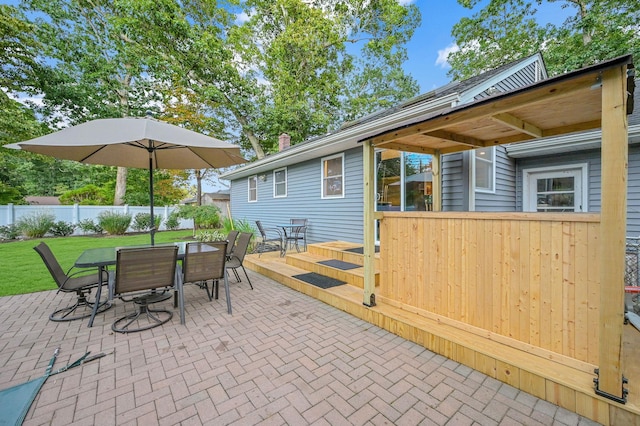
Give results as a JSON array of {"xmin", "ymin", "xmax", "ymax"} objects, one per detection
[{"xmin": 379, "ymin": 211, "xmax": 601, "ymax": 365}]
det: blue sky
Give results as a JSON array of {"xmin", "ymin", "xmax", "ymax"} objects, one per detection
[{"xmin": 404, "ymin": 0, "xmax": 574, "ymax": 92}]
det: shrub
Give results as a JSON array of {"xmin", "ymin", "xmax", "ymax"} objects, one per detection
[
  {"xmin": 221, "ymin": 216, "xmax": 255, "ymax": 235},
  {"xmin": 132, "ymin": 213, "xmax": 162, "ymax": 232},
  {"xmin": 194, "ymin": 229, "xmax": 226, "ymax": 242},
  {"xmin": 77, "ymin": 219, "xmax": 103, "ymax": 234},
  {"xmin": 16, "ymin": 211, "xmax": 56, "ymax": 238},
  {"xmin": 0, "ymin": 224, "xmax": 20, "ymax": 240},
  {"xmin": 50, "ymin": 221, "xmax": 76, "ymax": 237},
  {"xmin": 175, "ymin": 205, "xmax": 220, "ymax": 229},
  {"xmin": 97, "ymin": 211, "xmax": 132, "ymax": 235},
  {"xmin": 165, "ymin": 212, "xmax": 180, "ymax": 230},
  {"xmin": 59, "ymin": 184, "xmax": 112, "ymax": 205}
]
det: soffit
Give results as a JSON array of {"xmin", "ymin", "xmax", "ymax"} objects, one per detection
[{"xmin": 367, "ymin": 55, "xmax": 634, "ymax": 155}]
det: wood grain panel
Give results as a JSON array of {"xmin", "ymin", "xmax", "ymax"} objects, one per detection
[{"xmin": 380, "ymin": 212, "xmax": 600, "ymax": 363}]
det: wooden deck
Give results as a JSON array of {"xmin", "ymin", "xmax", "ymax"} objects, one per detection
[{"xmin": 245, "ymin": 241, "xmax": 640, "ymax": 425}]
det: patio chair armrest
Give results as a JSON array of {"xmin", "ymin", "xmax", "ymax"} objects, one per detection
[{"xmin": 61, "ymin": 267, "xmax": 109, "ymax": 290}]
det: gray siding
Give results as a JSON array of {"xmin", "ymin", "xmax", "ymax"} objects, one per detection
[
  {"xmin": 475, "ymin": 62, "xmax": 542, "ymax": 100},
  {"xmin": 230, "ymin": 147, "xmax": 365, "ymax": 244},
  {"xmin": 515, "ymin": 144, "xmax": 640, "ymax": 236},
  {"xmin": 442, "ymin": 152, "xmax": 465, "ymax": 211},
  {"xmin": 475, "ymin": 146, "xmax": 517, "ymax": 211}
]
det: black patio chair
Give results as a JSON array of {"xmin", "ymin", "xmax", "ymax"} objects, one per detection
[
  {"xmin": 226, "ymin": 232, "xmax": 254, "ymax": 289},
  {"xmin": 285, "ymin": 218, "xmax": 308, "ymax": 252},
  {"xmin": 34, "ymin": 242, "xmax": 111, "ymax": 322},
  {"xmin": 109, "ymin": 246, "xmax": 178, "ymax": 333},
  {"xmin": 255, "ymin": 220, "xmax": 283, "ymax": 255},
  {"xmin": 181, "ymin": 241, "xmax": 232, "ymax": 314}
]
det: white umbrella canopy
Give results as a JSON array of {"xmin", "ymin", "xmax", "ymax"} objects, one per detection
[
  {"xmin": 6, "ymin": 117, "xmax": 246, "ymax": 244},
  {"xmin": 6, "ymin": 117, "xmax": 246, "ymax": 169}
]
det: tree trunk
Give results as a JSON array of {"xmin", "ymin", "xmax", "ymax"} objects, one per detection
[
  {"xmin": 114, "ymin": 166, "xmax": 127, "ymax": 205},
  {"xmin": 234, "ymin": 111, "xmax": 266, "ymax": 159}
]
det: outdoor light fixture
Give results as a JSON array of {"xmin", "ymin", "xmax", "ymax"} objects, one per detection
[{"xmin": 259, "ymin": 174, "xmax": 267, "ymax": 182}]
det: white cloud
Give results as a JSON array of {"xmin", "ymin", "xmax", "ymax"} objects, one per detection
[
  {"xmin": 397, "ymin": 0, "xmax": 415, "ymax": 5},
  {"xmin": 236, "ymin": 11, "xmax": 250, "ymax": 24},
  {"xmin": 435, "ymin": 43, "xmax": 459, "ymax": 68}
]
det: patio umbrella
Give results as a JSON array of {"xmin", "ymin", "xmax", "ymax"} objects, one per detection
[{"xmin": 5, "ymin": 116, "xmax": 246, "ymax": 244}]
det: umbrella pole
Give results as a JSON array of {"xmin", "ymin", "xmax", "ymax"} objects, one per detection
[{"xmin": 149, "ymin": 148, "xmax": 155, "ymax": 246}]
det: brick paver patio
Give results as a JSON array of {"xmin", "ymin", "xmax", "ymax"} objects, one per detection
[{"xmin": 0, "ymin": 270, "xmax": 599, "ymax": 425}]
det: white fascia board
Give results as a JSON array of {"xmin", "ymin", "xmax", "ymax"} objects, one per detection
[
  {"xmin": 458, "ymin": 54, "xmax": 546, "ymax": 105},
  {"xmin": 506, "ymin": 124, "xmax": 640, "ymax": 158},
  {"xmin": 221, "ymin": 93, "xmax": 461, "ymax": 180}
]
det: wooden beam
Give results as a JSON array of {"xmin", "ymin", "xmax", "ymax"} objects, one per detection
[
  {"xmin": 490, "ymin": 112, "xmax": 543, "ymax": 137},
  {"xmin": 371, "ymin": 72, "xmax": 599, "ymax": 146},
  {"xmin": 542, "ymin": 120, "xmax": 602, "ymax": 138},
  {"xmin": 432, "ymin": 150, "xmax": 441, "ymax": 211},
  {"xmin": 597, "ymin": 65, "xmax": 628, "ymax": 399},
  {"xmin": 363, "ymin": 140, "xmax": 376, "ymax": 307},
  {"xmin": 373, "ymin": 141, "xmax": 437, "ymax": 154},
  {"xmin": 424, "ymin": 129, "xmax": 487, "ymax": 148}
]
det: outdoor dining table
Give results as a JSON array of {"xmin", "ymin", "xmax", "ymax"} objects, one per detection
[
  {"xmin": 75, "ymin": 242, "xmax": 213, "ymax": 327},
  {"xmin": 275, "ymin": 224, "xmax": 304, "ymax": 256}
]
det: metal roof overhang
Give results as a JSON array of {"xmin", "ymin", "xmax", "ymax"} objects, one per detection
[{"xmin": 364, "ymin": 55, "xmax": 635, "ymax": 153}]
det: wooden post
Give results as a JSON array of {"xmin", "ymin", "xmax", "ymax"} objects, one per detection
[
  {"xmin": 363, "ymin": 140, "xmax": 376, "ymax": 306},
  {"xmin": 597, "ymin": 65, "xmax": 628, "ymax": 400},
  {"xmin": 432, "ymin": 150, "xmax": 441, "ymax": 211}
]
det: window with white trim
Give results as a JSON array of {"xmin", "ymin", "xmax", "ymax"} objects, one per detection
[
  {"xmin": 321, "ymin": 153, "xmax": 344, "ymax": 198},
  {"xmin": 274, "ymin": 167, "xmax": 287, "ymax": 198},
  {"xmin": 474, "ymin": 147, "xmax": 495, "ymax": 192},
  {"xmin": 248, "ymin": 175, "xmax": 257, "ymax": 202},
  {"xmin": 523, "ymin": 165, "xmax": 588, "ymax": 212}
]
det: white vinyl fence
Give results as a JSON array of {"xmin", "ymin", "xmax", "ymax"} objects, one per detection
[{"xmin": 0, "ymin": 204, "xmax": 192, "ymax": 235}]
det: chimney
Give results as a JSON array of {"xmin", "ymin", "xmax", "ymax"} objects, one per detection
[{"xmin": 279, "ymin": 133, "xmax": 291, "ymax": 151}]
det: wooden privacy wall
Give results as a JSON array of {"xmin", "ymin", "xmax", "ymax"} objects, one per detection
[{"xmin": 379, "ymin": 211, "xmax": 601, "ymax": 365}]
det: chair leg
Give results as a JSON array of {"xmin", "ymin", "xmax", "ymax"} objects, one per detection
[
  {"xmin": 241, "ymin": 266, "xmax": 254, "ymax": 290},
  {"xmin": 223, "ymin": 271, "xmax": 232, "ymax": 315}
]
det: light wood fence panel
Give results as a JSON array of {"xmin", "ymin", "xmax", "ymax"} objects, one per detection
[{"xmin": 379, "ymin": 212, "xmax": 601, "ymax": 364}]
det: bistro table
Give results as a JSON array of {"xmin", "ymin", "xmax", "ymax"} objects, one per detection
[
  {"xmin": 275, "ymin": 224, "xmax": 305, "ymax": 256},
  {"xmin": 75, "ymin": 242, "xmax": 212, "ymax": 327}
]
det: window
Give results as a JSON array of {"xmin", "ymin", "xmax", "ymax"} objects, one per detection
[
  {"xmin": 474, "ymin": 147, "xmax": 495, "ymax": 192},
  {"xmin": 248, "ymin": 175, "xmax": 257, "ymax": 202},
  {"xmin": 273, "ymin": 168, "xmax": 287, "ymax": 198},
  {"xmin": 321, "ymin": 153, "xmax": 344, "ymax": 198},
  {"xmin": 523, "ymin": 165, "xmax": 587, "ymax": 212}
]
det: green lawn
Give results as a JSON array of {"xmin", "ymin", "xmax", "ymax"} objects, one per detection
[{"xmin": 0, "ymin": 230, "xmax": 196, "ymax": 297}]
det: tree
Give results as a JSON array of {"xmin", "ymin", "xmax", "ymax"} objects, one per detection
[
  {"xmin": 448, "ymin": 0, "xmax": 640, "ymax": 80},
  {"xmin": 20, "ymin": 0, "xmax": 161, "ymax": 205},
  {"xmin": 160, "ymin": 85, "xmax": 228, "ymax": 206},
  {"xmin": 115, "ymin": 0, "xmax": 420, "ymax": 159}
]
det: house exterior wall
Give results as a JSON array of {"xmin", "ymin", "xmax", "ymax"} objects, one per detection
[
  {"xmin": 474, "ymin": 146, "xmax": 517, "ymax": 212},
  {"xmin": 230, "ymin": 146, "xmax": 365, "ymax": 244},
  {"xmin": 515, "ymin": 144, "xmax": 640, "ymax": 236},
  {"xmin": 441, "ymin": 152, "xmax": 466, "ymax": 211},
  {"xmin": 442, "ymin": 146, "xmax": 516, "ymax": 212}
]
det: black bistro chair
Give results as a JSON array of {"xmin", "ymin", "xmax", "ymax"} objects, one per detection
[
  {"xmin": 285, "ymin": 218, "xmax": 308, "ymax": 252},
  {"xmin": 255, "ymin": 220, "xmax": 283, "ymax": 255}
]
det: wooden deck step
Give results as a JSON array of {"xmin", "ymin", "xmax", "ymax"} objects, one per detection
[
  {"xmin": 307, "ymin": 241, "xmax": 380, "ymax": 268},
  {"xmin": 285, "ymin": 252, "xmax": 379, "ymax": 289}
]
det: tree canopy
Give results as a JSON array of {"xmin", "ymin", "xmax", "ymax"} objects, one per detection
[
  {"xmin": 448, "ymin": 0, "xmax": 640, "ymax": 80},
  {"xmin": 1, "ymin": 0, "xmax": 421, "ymax": 204}
]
